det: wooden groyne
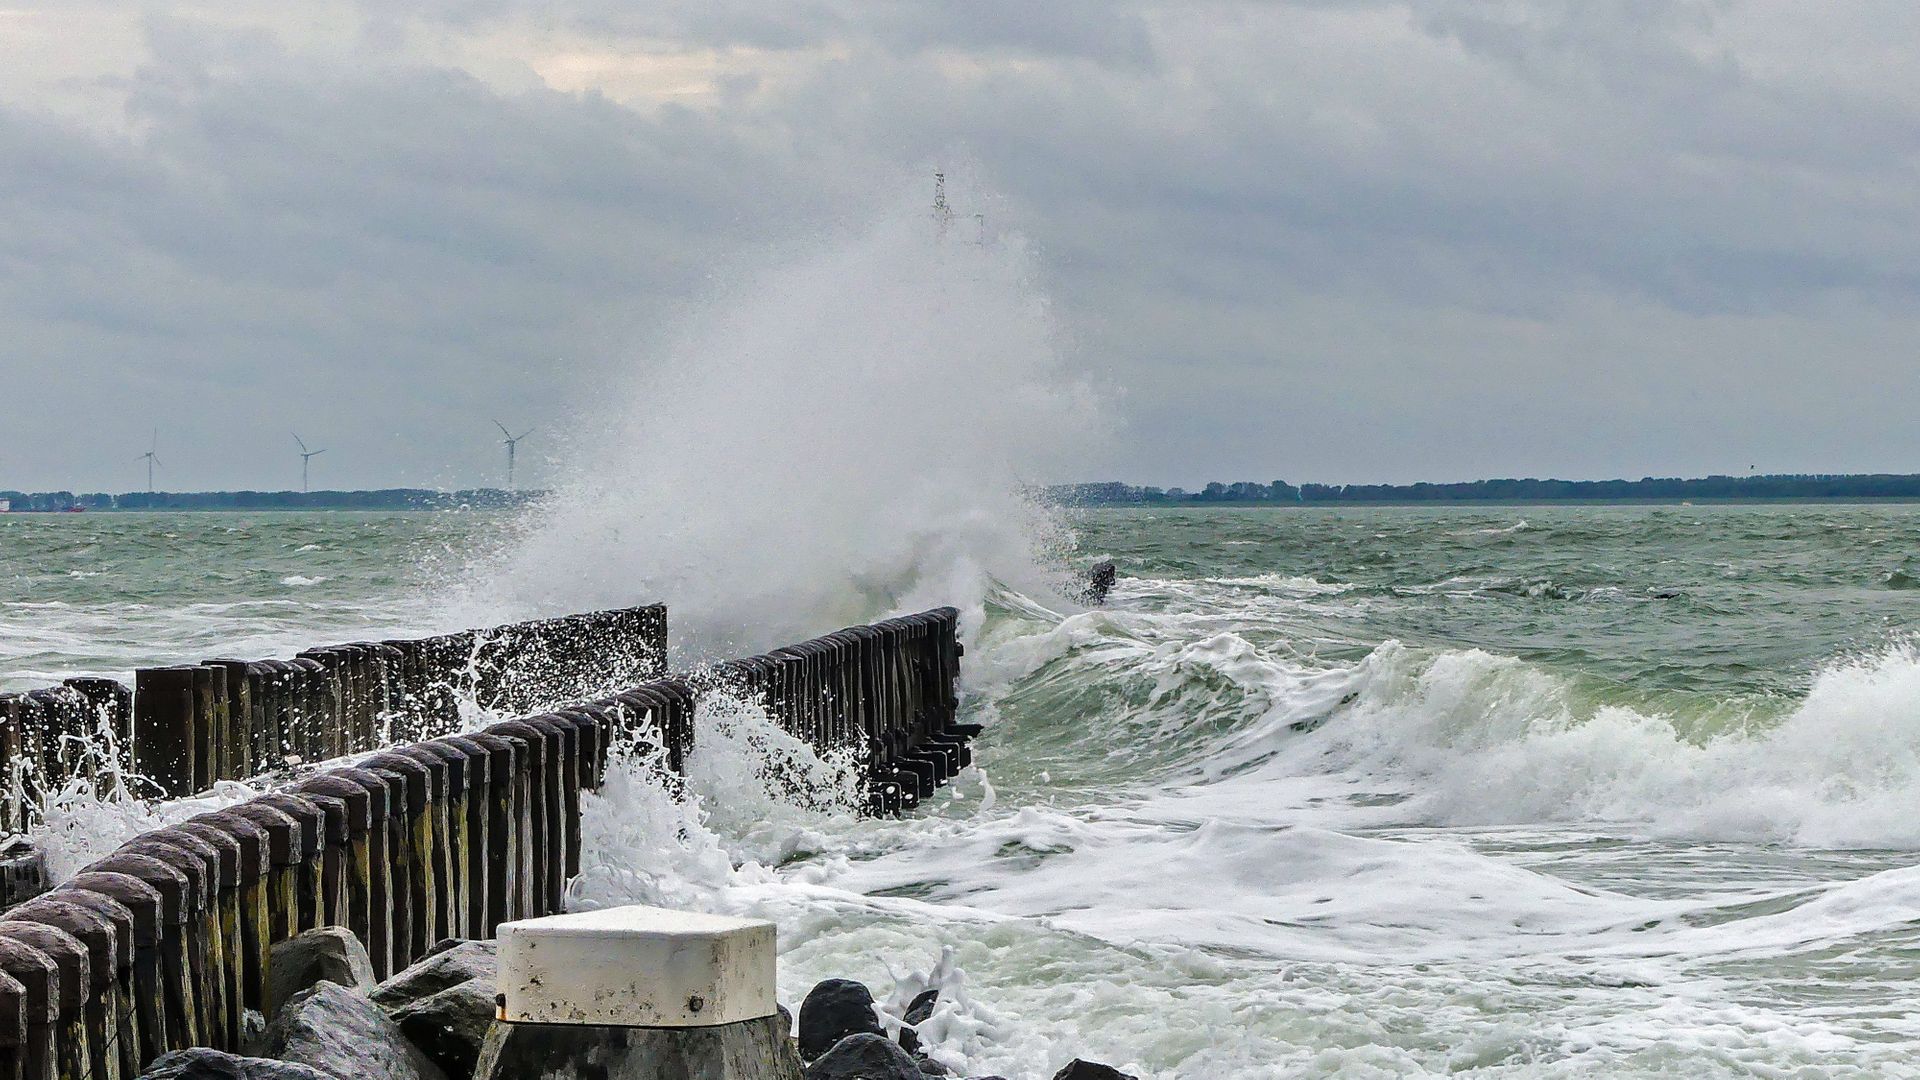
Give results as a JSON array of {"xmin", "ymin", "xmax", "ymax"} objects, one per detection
[
  {"xmin": 0, "ymin": 606, "xmax": 669, "ymax": 827},
  {"xmin": 0, "ymin": 606, "xmax": 970, "ymax": 1078}
]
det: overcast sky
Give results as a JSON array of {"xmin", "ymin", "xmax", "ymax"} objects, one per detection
[{"xmin": 2, "ymin": 1, "xmax": 1917, "ymax": 491}]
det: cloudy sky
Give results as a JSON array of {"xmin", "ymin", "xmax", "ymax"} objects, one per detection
[{"xmin": 2, "ymin": 1, "xmax": 1916, "ymax": 491}]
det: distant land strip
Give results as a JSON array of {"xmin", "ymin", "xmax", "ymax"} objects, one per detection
[
  {"xmin": 1049, "ymin": 474, "xmax": 1920, "ymax": 505},
  {"xmin": 0, "ymin": 488, "xmax": 546, "ymax": 512}
]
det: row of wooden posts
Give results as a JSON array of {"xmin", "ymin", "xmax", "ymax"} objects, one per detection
[
  {"xmin": 0, "ymin": 605, "xmax": 970, "ymax": 1078},
  {"xmin": 0, "ymin": 606, "xmax": 669, "ymax": 831}
]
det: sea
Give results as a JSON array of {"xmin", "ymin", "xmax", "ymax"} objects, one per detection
[{"xmin": 5, "ymin": 502, "xmax": 1920, "ymax": 1078}]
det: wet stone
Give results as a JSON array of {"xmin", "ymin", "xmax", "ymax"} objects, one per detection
[
  {"xmin": 798, "ymin": 979, "xmax": 884, "ymax": 1061},
  {"xmin": 138, "ymin": 1047, "xmax": 335, "ymax": 1080},
  {"xmin": 804, "ymin": 1034, "xmax": 922, "ymax": 1080}
]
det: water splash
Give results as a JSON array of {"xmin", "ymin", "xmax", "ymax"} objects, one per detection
[{"xmin": 461, "ymin": 181, "xmax": 1104, "ymax": 657}]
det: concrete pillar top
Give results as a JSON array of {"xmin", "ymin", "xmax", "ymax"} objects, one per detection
[{"xmin": 498, "ymin": 905, "xmax": 777, "ymax": 1029}]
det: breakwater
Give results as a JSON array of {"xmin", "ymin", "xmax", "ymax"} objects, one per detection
[{"xmin": 0, "ymin": 605, "xmax": 968, "ymax": 1078}]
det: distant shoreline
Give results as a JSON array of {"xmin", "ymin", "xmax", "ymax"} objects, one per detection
[
  {"xmin": 0, "ymin": 488, "xmax": 545, "ymax": 512},
  {"xmin": 1049, "ymin": 473, "xmax": 1920, "ymax": 506}
]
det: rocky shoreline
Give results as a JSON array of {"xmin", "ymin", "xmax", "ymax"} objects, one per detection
[{"xmin": 135, "ymin": 928, "xmax": 1138, "ymax": 1080}]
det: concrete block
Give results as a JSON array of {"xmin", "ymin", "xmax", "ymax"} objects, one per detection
[{"xmin": 498, "ymin": 906, "xmax": 776, "ymax": 1028}]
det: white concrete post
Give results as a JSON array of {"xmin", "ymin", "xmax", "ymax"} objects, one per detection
[{"xmin": 475, "ymin": 905, "xmax": 802, "ymax": 1080}]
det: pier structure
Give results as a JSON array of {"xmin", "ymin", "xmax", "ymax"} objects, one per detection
[{"xmin": 0, "ymin": 605, "xmax": 971, "ymax": 1077}]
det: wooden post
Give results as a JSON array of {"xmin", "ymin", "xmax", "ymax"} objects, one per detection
[
  {"xmin": 172, "ymin": 822, "xmax": 244, "ymax": 1052},
  {"xmin": 132, "ymin": 669, "xmax": 196, "ymax": 799},
  {"xmin": 83, "ymin": 854, "xmax": 192, "ymax": 1057},
  {"xmin": 115, "ymin": 832, "xmax": 222, "ymax": 1051},
  {"xmin": 4, "ymin": 897, "xmax": 122, "ymax": 1080},
  {"xmin": 62, "ymin": 872, "xmax": 160, "ymax": 1070},
  {"xmin": 0, "ymin": 937, "xmax": 58, "ymax": 1080},
  {"xmin": 188, "ymin": 809, "xmax": 268, "ymax": 1020}
]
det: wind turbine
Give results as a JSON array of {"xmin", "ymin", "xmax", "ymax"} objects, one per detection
[
  {"xmin": 494, "ymin": 420, "xmax": 531, "ymax": 490},
  {"xmin": 293, "ymin": 433, "xmax": 327, "ymax": 492},
  {"xmin": 137, "ymin": 430, "xmax": 161, "ymax": 493}
]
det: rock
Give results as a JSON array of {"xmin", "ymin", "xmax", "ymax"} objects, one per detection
[
  {"xmin": 372, "ymin": 940, "xmax": 498, "ymax": 1008},
  {"xmin": 267, "ymin": 927, "xmax": 377, "ymax": 1018},
  {"xmin": 798, "ymin": 980, "xmax": 884, "ymax": 1061},
  {"xmin": 804, "ymin": 1034, "xmax": 922, "ymax": 1080},
  {"xmin": 262, "ymin": 980, "xmax": 449, "ymax": 1080},
  {"xmin": 897, "ymin": 989, "xmax": 938, "ymax": 1057},
  {"xmin": 139, "ymin": 1047, "xmax": 335, "ymax": 1079},
  {"xmin": 390, "ymin": 978, "xmax": 498, "ymax": 1079},
  {"xmin": 1051, "ymin": 1063, "xmax": 1137, "ymax": 1080},
  {"xmin": 917, "ymin": 1061, "xmax": 951, "ymax": 1077},
  {"xmin": 475, "ymin": 1012, "xmax": 802, "ymax": 1079}
]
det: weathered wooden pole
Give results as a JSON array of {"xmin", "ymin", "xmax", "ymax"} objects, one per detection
[
  {"xmin": 0, "ymin": 924, "xmax": 89, "ymax": 1080},
  {"xmin": 63, "ymin": 872, "xmax": 160, "ymax": 1069},
  {"xmin": 132, "ymin": 668, "xmax": 196, "ymax": 799},
  {"xmin": 84, "ymin": 854, "xmax": 192, "ymax": 1056},
  {"xmin": 320, "ymin": 768, "xmax": 392, "ymax": 979},
  {"xmin": 170, "ymin": 822, "xmax": 245, "ymax": 1052},
  {"xmin": 189, "ymin": 809, "xmax": 269, "ymax": 1019},
  {"xmin": 0, "ymin": 937, "xmax": 58, "ymax": 1080}
]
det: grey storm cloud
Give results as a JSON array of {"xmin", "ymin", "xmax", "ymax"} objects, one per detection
[{"xmin": 1, "ymin": 0, "xmax": 1917, "ymax": 491}]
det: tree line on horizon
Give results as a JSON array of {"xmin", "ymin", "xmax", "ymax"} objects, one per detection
[
  {"xmin": 1050, "ymin": 473, "xmax": 1920, "ymax": 505},
  {"xmin": 0, "ymin": 488, "xmax": 545, "ymax": 512}
]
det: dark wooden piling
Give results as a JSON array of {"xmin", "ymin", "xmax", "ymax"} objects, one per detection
[
  {"xmin": 0, "ymin": 937, "xmax": 58, "ymax": 1080},
  {"xmin": 62, "ymin": 873, "xmax": 160, "ymax": 1069}
]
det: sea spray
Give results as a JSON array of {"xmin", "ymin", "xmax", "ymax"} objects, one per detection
[{"xmin": 457, "ymin": 182, "xmax": 1105, "ymax": 656}]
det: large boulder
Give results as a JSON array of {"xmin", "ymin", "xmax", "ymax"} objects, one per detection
[
  {"xmin": 798, "ymin": 980, "xmax": 884, "ymax": 1061},
  {"xmin": 266, "ymin": 927, "xmax": 377, "ymax": 1018},
  {"xmin": 804, "ymin": 1034, "xmax": 921, "ymax": 1080},
  {"xmin": 389, "ymin": 978, "xmax": 498, "ymax": 1079},
  {"xmin": 1052, "ymin": 1062, "xmax": 1138, "ymax": 1080},
  {"xmin": 139, "ymin": 1049, "xmax": 333, "ymax": 1080},
  {"xmin": 372, "ymin": 940, "xmax": 498, "ymax": 1008},
  {"xmin": 261, "ymin": 980, "xmax": 448, "ymax": 1080}
]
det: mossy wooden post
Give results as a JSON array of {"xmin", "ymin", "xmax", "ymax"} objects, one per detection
[
  {"xmin": 117, "ymin": 831, "xmax": 221, "ymax": 1051},
  {"xmin": 345, "ymin": 644, "xmax": 375, "ymax": 752},
  {"xmin": 60, "ymin": 677, "xmax": 131, "ymax": 782},
  {"xmin": 483, "ymin": 723, "xmax": 542, "ymax": 921},
  {"xmin": 287, "ymin": 788, "xmax": 348, "ymax": 931},
  {"xmin": 392, "ymin": 746, "xmax": 457, "ymax": 940},
  {"xmin": 520, "ymin": 718, "xmax": 567, "ymax": 914},
  {"xmin": 0, "ymin": 696, "xmax": 19, "ymax": 835},
  {"xmin": 360, "ymin": 764, "xmax": 413, "ymax": 974},
  {"xmin": 466, "ymin": 733, "xmax": 517, "ymax": 936},
  {"xmin": 191, "ymin": 808, "xmax": 268, "ymax": 1019},
  {"xmin": 0, "ymin": 966, "xmax": 27, "ymax": 1080},
  {"xmin": 300, "ymin": 651, "xmax": 346, "ymax": 762},
  {"xmin": 524, "ymin": 716, "xmax": 571, "ymax": 908},
  {"xmin": 132, "ymin": 668, "xmax": 196, "ymax": 799},
  {"xmin": 379, "ymin": 640, "xmax": 420, "ymax": 742},
  {"xmin": 63, "ymin": 872, "xmax": 158, "ymax": 1070},
  {"xmin": 186, "ymin": 665, "xmax": 224, "ymax": 791},
  {"xmin": 322, "ymin": 768, "xmax": 391, "ymax": 979},
  {"xmin": 6, "ymin": 900, "xmax": 118, "ymax": 1080},
  {"xmin": 361, "ymin": 754, "xmax": 430, "ymax": 963},
  {"xmin": 10, "ymin": 695, "xmax": 46, "ymax": 799},
  {"xmin": 435, "ymin": 737, "xmax": 492, "ymax": 940},
  {"xmin": 0, "ymin": 924, "xmax": 89, "ymax": 1080},
  {"xmin": 0, "ymin": 937, "xmax": 57, "ymax": 1080},
  {"xmin": 251, "ymin": 795, "xmax": 323, "ymax": 939},
  {"xmin": 221, "ymin": 802, "xmax": 297, "ymax": 965},
  {"xmin": 203, "ymin": 662, "xmax": 255, "ymax": 782},
  {"xmin": 84, "ymin": 854, "xmax": 191, "ymax": 1056},
  {"xmin": 173, "ymin": 821, "xmax": 244, "ymax": 1051},
  {"xmin": 552, "ymin": 711, "xmax": 594, "ymax": 877},
  {"xmin": 8, "ymin": 892, "xmax": 133, "ymax": 1080},
  {"xmin": 293, "ymin": 776, "xmax": 372, "ymax": 947},
  {"xmin": 283, "ymin": 658, "xmax": 318, "ymax": 768}
]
